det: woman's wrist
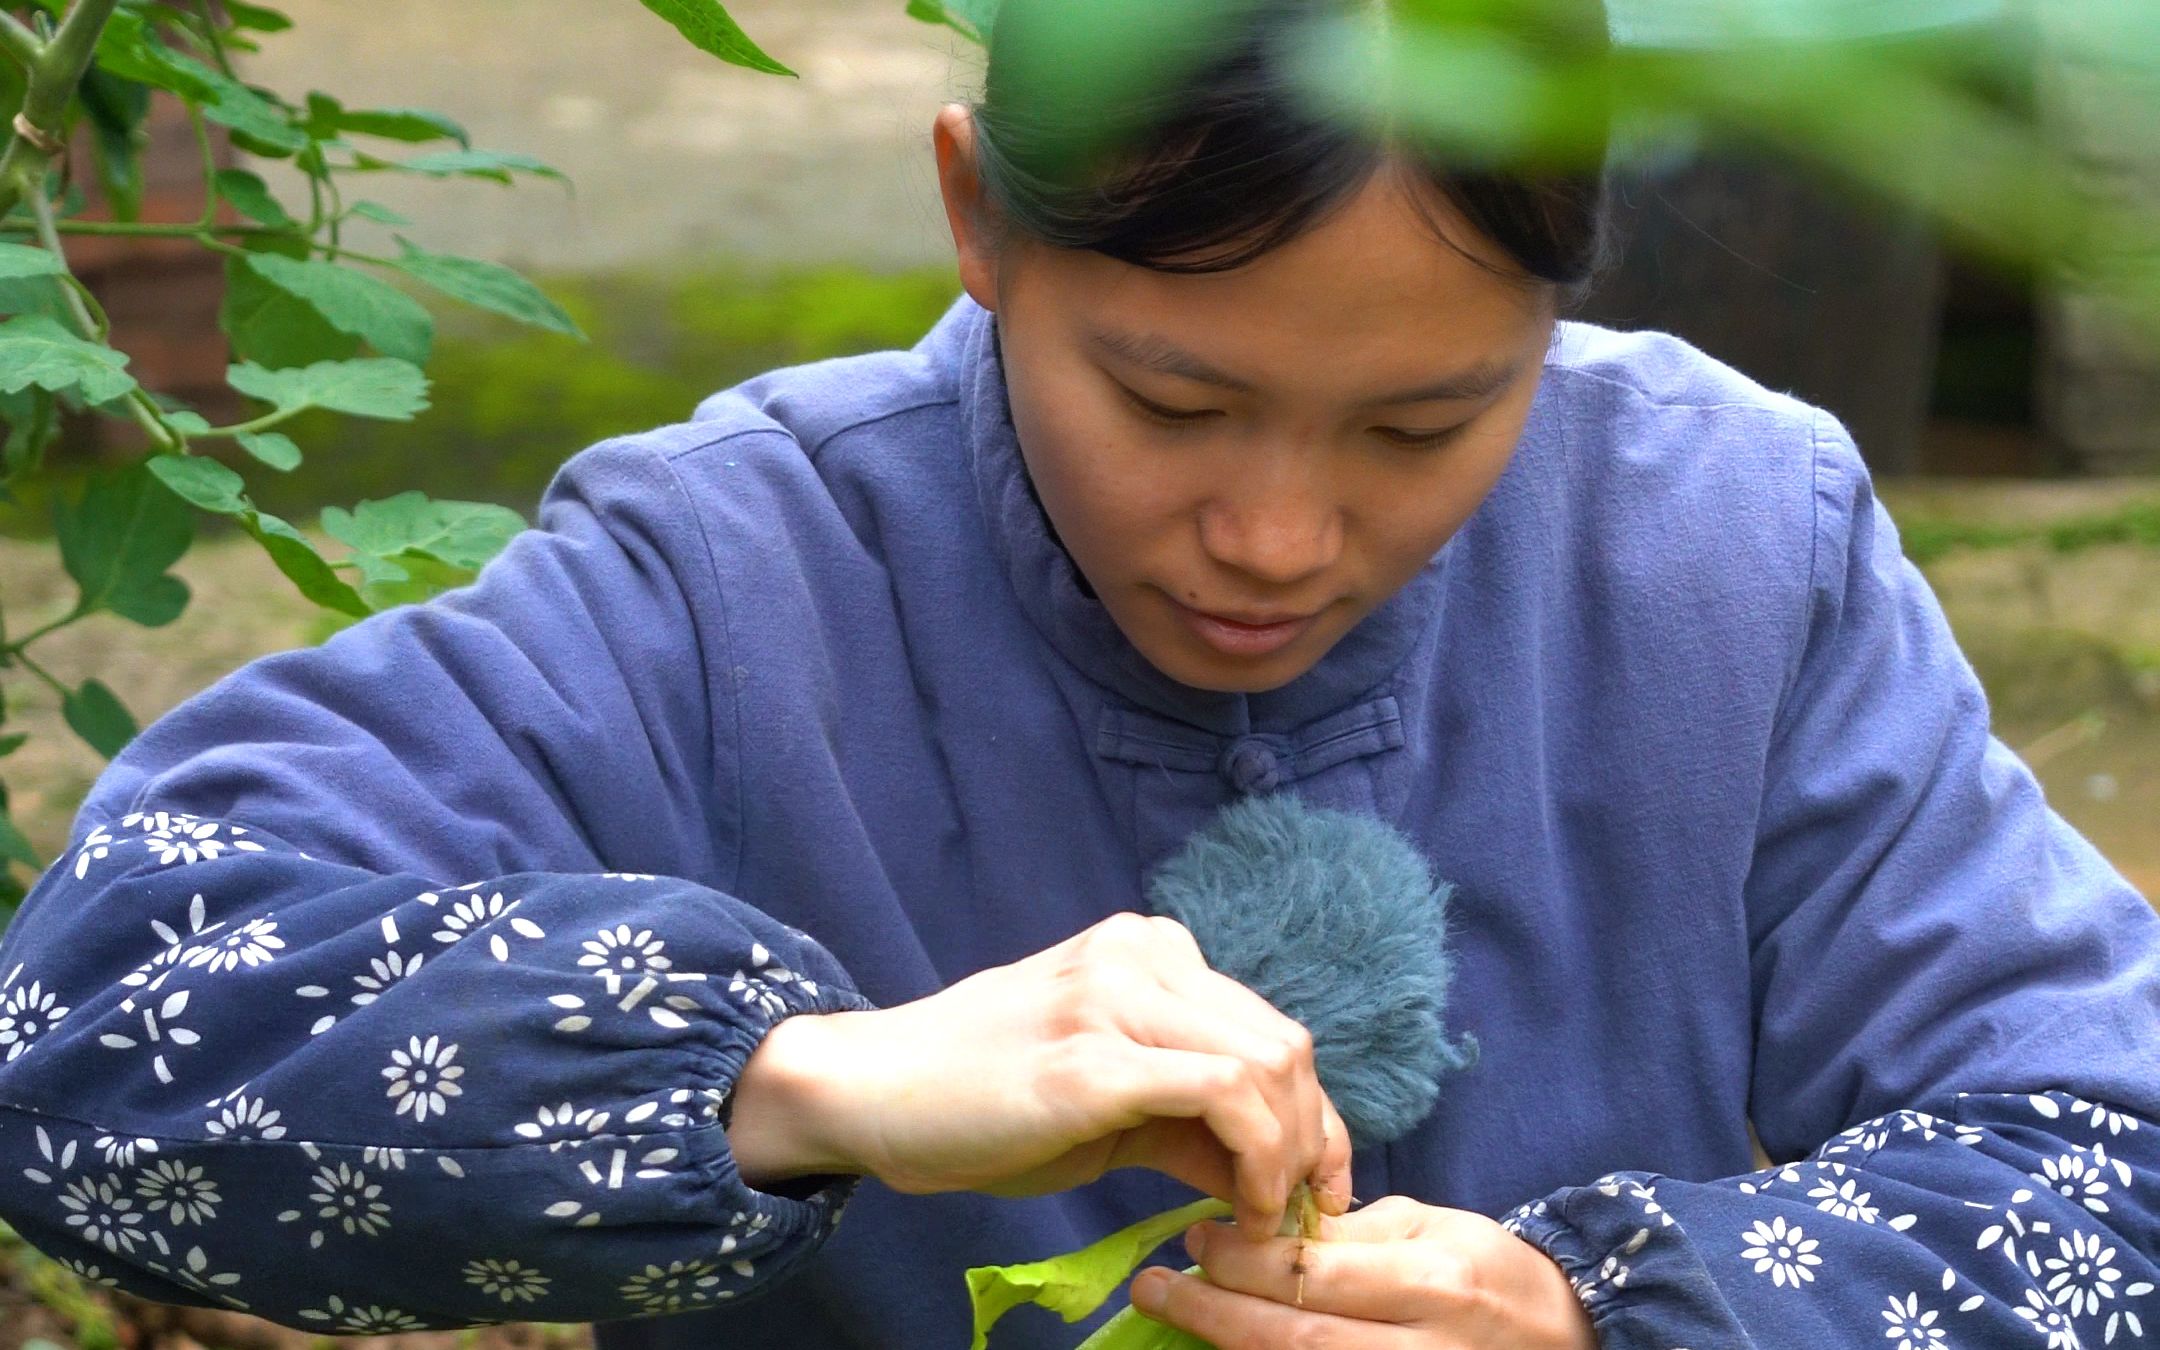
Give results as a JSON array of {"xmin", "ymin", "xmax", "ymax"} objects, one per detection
[{"xmin": 725, "ymin": 1010, "xmax": 869, "ymax": 1188}]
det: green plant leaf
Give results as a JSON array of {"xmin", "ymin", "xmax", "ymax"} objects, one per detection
[
  {"xmin": 244, "ymin": 255, "xmax": 434, "ymax": 365},
  {"xmin": 148, "ymin": 454, "xmax": 250, "ymax": 517},
  {"xmin": 222, "ymin": 0, "xmax": 294, "ymax": 32},
  {"xmin": 221, "ymin": 250, "xmax": 363, "ymax": 368},
  {"xmin": 165, "ymin": 410, "xmax": 214, "ymax": 436},
  {"xmin": 321, "ymin": 491, "xmax": 526, "ymax": 572},
  {"xmin": 369, "ymin": 149, "xmax": 568, "ymax": 187},
  {"xmin": 245, "ymin": 511, "xmax": 371, "ymax": 617},
  {"xmin": 228, "ymin": 357, "xmax": 431, "ymax": 420},
  {"xmin": 63, "ymin": 678, "xmax": 139, "ymax": 760},
  {"xmin": 0, "ymin": 244, "xmax": 65, "ymax": 279},
  {"xmin": 97, "ymin": 11, "xmax": 307, "ymax": 155},
  {"xmin": 213, "ymin": 169, "xmax": 297, "ymax": 228},
  {"xmin": 0, "ymin": 802, "xmax": 39, "ymax": 869},
  {"xmin": 637, "ymin": 0, "xmax": 794, "ymax": 75},
  {"xmin": 304, "ymin": 93, "xmax": 469, "ymax": 147},
  {"xmin": 346, "ymin": 200, "xmax": 412, "ymax": 227},
  {"xmin": 0, "ymin": 316, "xmax": 138, "ymax": 406},
  {"xmin": 388, "ymin": 240, "xmax": 583, "ymax": 339},
  {"xmin": 0, "ymin": 734, "xmax": 26, "ymax": 760},
  {"xmin": 236, "ymin": 430, "xmax": 302, "ymax": 470},
  {"xmin": 53, "ymin": 463, "xmax": 194, "ymax": 627},
  {"xmin": 1073, "ymin": 1292, "xmax": 1217, "ymax": 1349},
  {"xmin": 965, "ymin": 1196, "xmax": 1231, "ymax": 1350},
  {"xmin": 907, "ymin": 0, "xmax": 996, "ymax": 42}
]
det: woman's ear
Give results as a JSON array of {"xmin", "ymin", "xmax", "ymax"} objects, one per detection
[{"xmin": 933, "ymin": 103, "xmax": 1003, "ymax": 313}]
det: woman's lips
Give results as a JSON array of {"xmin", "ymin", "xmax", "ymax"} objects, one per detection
[{"xmin": 1169, "ymin": 598, "xmax": 1320, "ymax": 658}]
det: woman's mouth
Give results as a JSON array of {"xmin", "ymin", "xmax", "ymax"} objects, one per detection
[{"xmin": 1168, "ymin": 598, "xmax": 1321, "ymax": 658}]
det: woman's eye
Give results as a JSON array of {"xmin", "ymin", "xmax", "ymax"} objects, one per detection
[
  {"xmin": 1374, "ymin": 425, "xmax": 1466, "ymax": 450},
  {"xmin": 1118, "ymin": 386, "xmax": 1217, "ymax": 426}
]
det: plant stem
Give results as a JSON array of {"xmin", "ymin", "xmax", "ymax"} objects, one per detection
[
  {"xmin": 189, "ymin": 104, "xmax": 219, "ymax": 228},
  {"xmin": 11, "ymin": 646, "xmax": 71, "ymax": 704},
  {"xmin": 0, "ymin": 0, "xmax": 123, "ymax": 221},
  {"xmin": 30, "ymin": 186, "xmax": 180, "ymax": 452},
  {"xmin": 0, "ymin": 215, "xmax": 286, "ymax": 240},
  {"xmin": 0, "ymin": 11, "xmax": 41, "ymax": 70},
  {"xmin": 193, "ymin": 0, "xmax": 237, "ymax": 80},
  {"xmin": 203, "ymin": 406, "xmax": 302, "ymax": 439},
  {"xmin": 6, "ymin": 606, "xmax": 86, "ymax": 657}
]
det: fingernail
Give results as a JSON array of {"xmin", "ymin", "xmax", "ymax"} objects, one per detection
[
  {"xmin": 1184, "ymin": 1221, "xmax": 1210, "ymax": 1261},
  {"xmin": 1132, "ymin": 1269, "xmax": 1170, "ymax": 1316}
]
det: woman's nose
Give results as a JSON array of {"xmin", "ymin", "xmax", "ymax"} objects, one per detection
[{"xmin": 1197, "ymin": 478, "xmax": 1344, "ymax": 590}]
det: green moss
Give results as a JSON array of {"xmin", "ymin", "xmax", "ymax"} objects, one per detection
[{"xmin": 245, "ymin": 260, "xmax": 963, "ymax": 522}]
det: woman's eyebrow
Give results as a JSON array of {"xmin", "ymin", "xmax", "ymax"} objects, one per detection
[{"xmin": 1087, "ymin": 327, "xmax": 1522, "ymax": 404}]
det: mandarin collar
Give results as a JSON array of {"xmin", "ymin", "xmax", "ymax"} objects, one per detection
[{"xmin": 930, "ymin": 294, "xmax": 1452, "ymax": 737}]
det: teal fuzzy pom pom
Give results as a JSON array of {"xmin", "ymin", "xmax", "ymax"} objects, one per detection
[{"xmin": 1143, "ymin": 793, "xmax": 1477, "ymax": 1150}]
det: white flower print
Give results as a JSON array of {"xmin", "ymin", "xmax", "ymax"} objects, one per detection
[
  {"xmin": 93, "ymin": 1134, "xmax": 159, "ymax": 1169},
  {"xmin": 0, "ymin": 978, "xmax": 69, "ymax": 1060},
  {"xmin": 433, "ymin": 891, "xmax": 514, "ymax": 944},
  {"xmin": 2104, "ymin": 1289, "xmax": 2152, "ymax": 1347},
  {"xmin": 363, "ymin": 1145, "xmax": 408, "ymax": 1171},
  {"xmin": 581, "ymin": 924, "xmax": 673, "ymax": 981},
  {"xmin": 298, "ymin": 1295, "xmax": 427, "ymax": 1334},
  {"xmin": 514, "ymin": 1101, "xmax": 612, "ymax": 1151},
  {"xmin": 383, "ymin": 1034, "xmax": 465, "ymax": 1123},
  {"xmin": 97, "ymin": 987, "xmax": 200, "ymax": 1085},
  {"xmin": 135, "ymin": 1159, "xmax": 221, "ymax": 1225},
  {"xmin": 465, "ymin": 1257, "xmax": 552, "ymax": 1303},
  {"xmin": 2034, "ymin": 1150, "xmax": 2115, "ymax": 1216},
  {"xmin": 1882, "ymin": 1291, "xmax": 1949, "ymax": 1348},
  {"xmin": 62, "ymin": 1257, "xmax": 120, "ymax": 1289},
  {"xmin": 72, "ymin": 824, "xmax": 115, "ymax": 878},
  {"xmin": 603, "ymin": 872, "xmax": 657, "ymax": 881},
  {"xmin": 183, "ymin": 917, "xmax": 284, "ymax": 973},
  {"xmin": 204, "ymin": 1094, "xmax": 285, "ymax": 1142},
  {"xmin": 728, "ymin": 971, "xmax": 789, "ymax": 1020},
  {"xmin": 282, "ymin": 1162, "xmax": 391, "ymax": 1243},
  {"xmin": 2067, "ymin": 1099, "xmax": 2140, "ymax": 1138},
  {"xmin": 144, "ymin": 821, "xmax": 227, "ymax": 866},
  {"xmin": 2016, "ymin": 1287, "xmax": 2082, "ymax": 1349},
  {"xmin": 121, "ymin": 894, "xmax": 223, "ymax": 1013},
  {"xmin": 24, "ymin": 1125, "xmax": 79, "ymax": 1187},
  {"xmin": 1809, "ymin": 1171, "xmax": 1880, "ymax": 1225},
  {"xmin": 2043, "ymin": 1229, "xmax": 2121, "ymax": 1320},
  {"xmin": 350, "ymin": 949, "xmax": 423, "ymax": 1005},
  {"xmin": 1739, "ymin": 1216, "xmax": 1822, "ymax": 1288},
  {"xmin": 159, "ymin": 1245, "xmax": 245, "ymax": 1307},
  {"xmin": 58, "ymin": 1173, "xmax": 146, "ymax": 1254},
  {"xmin": 620, "ymin": 1259, "xmax": 724, "ymax": 1313}
]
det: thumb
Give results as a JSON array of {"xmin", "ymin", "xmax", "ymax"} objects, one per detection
[{"xmin": 1318, "ymin": 1193, "xmax": 1437, "ymax": 1243}]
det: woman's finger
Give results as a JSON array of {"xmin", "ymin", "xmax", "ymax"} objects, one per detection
[
  {"xmin": 1179, "ymin": 1218, "xmax": 1479, "ymax": 1325},
  {"xmin": 1081, "ymin": 1038, "xmax": 1294, "ymax": 1231},
  {"xmin": 1131, "ymin": 1264, "xmax": 1429, "ymax": 1350}
]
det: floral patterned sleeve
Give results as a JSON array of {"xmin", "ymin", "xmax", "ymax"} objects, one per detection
[
  {"xmin": 0, "ymin": 430, "xmax": 879, "ymax": 1329},
  {"xmin": 1505, "ymin": 419, "xmax": 2160, "ymax": 1347}
]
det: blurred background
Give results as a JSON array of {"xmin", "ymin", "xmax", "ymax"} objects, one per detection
[{"xmin": 0, "ymin": 0, "xmax": 2154, "ymax": 1340}]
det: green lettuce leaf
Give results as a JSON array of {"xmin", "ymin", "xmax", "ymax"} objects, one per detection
[{"xmin": 965, "ymin": 1196, "xmax": 1230, "ymax": 1350}]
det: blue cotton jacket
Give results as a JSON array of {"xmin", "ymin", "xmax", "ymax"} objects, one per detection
[{"xmin": 1, "ymin": 294, "xmax": 2155, "ymax": 1349}]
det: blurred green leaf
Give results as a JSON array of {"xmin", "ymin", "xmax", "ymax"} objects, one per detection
[
  {"xmin": 388, "ymin": 240, "xmax": 584, "ymax": 339},
  {"xmin": 364, "ymin": 149, "xmax": 569, "ymax": 188},
  {"xmin": 967, "ymin": 1196, "xmax": 1230, "ymax": 1350},
  {"xmin": 638, "ymin": 0, "xmax": 794, "ymax": 76},
  {"xmin": 303, "ymin": 93, "xmax": 469, "ymax": 148},
  {"xmin": 62, "ymin": 679, "xmax": 138, "ymax": 760},
  {"xmin": 236, "ymin": 430, "xmax": 303, "ymax": 470},
  {"xmin": 244, "ymin": 512, "xmax": 371, "ymax": 617},
  {"xmin": 213, "ymin": 168, "xmax": 297, "ymax": 228},
  {"xmin": 54, "ymin": 464, "xmax": 193, "ymax": 627},
  {"xmin": 907, "ymin": 0, "xmax": 997, "ymax": 42},
  {"xmin": 346, "ymin": 200, "xmax": 413, "ymax": 227},
  {"xmin": 0, "ymin": 245, "xmax": 65, "ymax": 279},
  {"xmin": 148, "ymin": 454, "xmax": 250, "ymax": 516},
  {"xmin": 228, "ymin": 357, "xmax": 431, "ymax": 419},
  {"xmin": 221, "ymin": 247, "xmax": 364, "ymax": 368},
  {"xmin": 0, "ymin": 316, "xmax": 138, "ymax": 406},
  {"xmin": 244, "ymin": 254, "xmax": 434, "ymax": 365},
  {"xmin": 0, "ymin": 804, "xmax": 38, "ymax": 869},
  {"xmin": 222, "ymin": 0, "xmax": 294, "ymax": 32},
  {"xmin": 322, "ymin": 491, "xmax": 526, "ymax": 573}
]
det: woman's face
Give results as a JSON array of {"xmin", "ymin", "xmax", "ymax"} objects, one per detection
[{"xmin": 935, "ymin": 106, "xmax": 1556, "ymax": 694}]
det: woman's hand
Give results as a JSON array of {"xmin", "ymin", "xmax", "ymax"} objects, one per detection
[
  {"xmin": 1128, "ymin": 1195, "xmax": 1598, "ymax": 1349},
  {"xmin": 748, "ymin": 911, "xmax": 1354, "ymax": 1238}
]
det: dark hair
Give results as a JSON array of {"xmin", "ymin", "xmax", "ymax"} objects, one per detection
[{"xmin": 968, "ymin": 0, "xmax": 1612, "ymax": 301}]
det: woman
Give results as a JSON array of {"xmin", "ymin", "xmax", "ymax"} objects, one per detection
[{"xmin": 1, "ymin": 2, "xmax": 2154, "ymax": 1347}]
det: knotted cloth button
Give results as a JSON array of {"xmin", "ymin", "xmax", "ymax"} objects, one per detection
[{"xmin": 1219, "ymin": 736, "xmax": 1284, "ymax": 795}]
